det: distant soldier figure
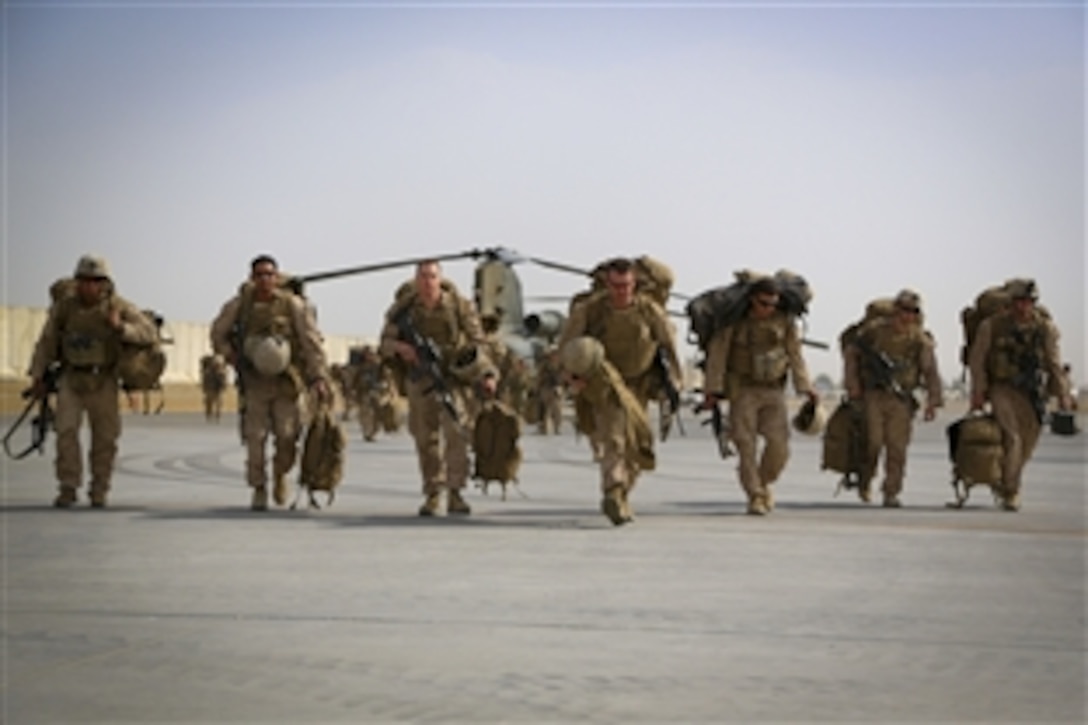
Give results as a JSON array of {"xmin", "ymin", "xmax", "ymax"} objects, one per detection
[
  {"xmin": 702, "ymin": 276, "xmax": 817, "ymax": 516},
  {"xmin": 200, "ymin": 353, "xmax": 228, "ymax": 422},
  {"xmin": 327, "ymin": 362, "xmax": 356, "ymax": 422},
  {"xmin": 28, "ymin": 255, "xmax": 158, "ymax": 508},
  {"xmin": 352, "ymin": 345, "xmax": 401, "ymax": 441},
  {"xmin": 558, "ymin": 257, "xmax": 681, "ymax": 524},
  {"xmin": 210, "ymin": 254, "xmax": 333, "ymax": 511},
  {"xmin": 968, "ymin": 279, "xmax": 1073, "ymax": 511},
  {"xmin": 380, "ymin": 260, "xmax": 490, "ymax": 517},
  {"xmin": 534, "ymin": 346, "xmax": 565, "ymax": 435},
  {"xmin": 842, "ymin": 290, "xmax": 943, "ymax": 507},
  {"xmin": 505, "ymin": 356, "xmax": 530, "ymax": 420},
  {"xmin": 479, "ymin": 313, "xmax": 518, "ymax": 404}
]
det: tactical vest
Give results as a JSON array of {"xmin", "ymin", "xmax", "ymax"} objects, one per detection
[
  {"xmin": 400, "ymin": 292, "xmax": 467, "ymax": 370},
  {"xmin": 584, "ymin": 293, "xmax": 659, "ymax": 382},
  {"xmin": 985, "ymin": 311, "xmax": 1045, "ymax": 384},
  {"xmin": 240, "ymin": 289, "xmax": 302, "ymax": 372},
  {"xmin": 727, "ymin": 313, "xmax": 792, "ymax": 387},
  {"xmin": 858, "ymin": 319, "xmax": 925, "ymax": 392},
  {"xmin": 56, "ymin": 295, "xmax": 119, "ymax": 370}
]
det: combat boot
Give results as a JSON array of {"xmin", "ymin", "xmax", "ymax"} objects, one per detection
[
  {"xmin": 858, "ymin": 485, "xmax": 872, "ymax": 504},
  {"xmin": 272, "ymin": 472, "xmax": 288, "ymax": 507},
  {"xmin": 882, "ymin": 494, "xmax": 901, "ymax": 508},
  {"xmin": 746, "ymin": 496, "xmax": 769, "ymax": 516},
  {"xmin": 89, "ymin": 490, "xmax": 108, "ymax": 509},
  {"xmin": 250, "ymin": 486, "xmax": 268, "ymax": 511},
  {"xmin": 619, "ymin": 489, "xmax": 635, "ymax": 523},
  {"xmin": 447, "ymin": 488, "xmax": 472, "ymax": 516},
  {"xmin": 53, "ymin": 486, "xmax": 77, "ymax": 509},
  {"xmin": 763, "ymin": 487, "xmax": 775, "ymax": 512},
  {"xmin": 600, "ymin": 486, "xmax": 627, "ymax": 526},
  {"xmin": 418, "ymin": 491, "xmax": 443, "ymax": 517},
  {"xmin": 1000, "ymin": 492, "xmax": 1021, "ymax": 512}
]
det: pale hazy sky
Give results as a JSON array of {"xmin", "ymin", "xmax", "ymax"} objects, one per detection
[{"xmin": 3, "ymin": 1, "xmax": 1084, "ymax": 382}]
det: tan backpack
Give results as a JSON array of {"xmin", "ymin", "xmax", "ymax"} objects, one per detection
[
  {"xmin": 582, "ymin": 255, "xmax": 675, "ymax": 308},
  {"xmin": 294, "ymin": 406, "xmax": 346, "ymax": 509},
  {"xmin": 821, "ymin": 398, "xmax": 868, "ymax": 493},
  {"xmin": 959, "ymin": 286, "xmax": 1011, "ymax": 366},
  {"xmin": 945, "ymin": 413, "xmax": 1004, "ymax": 508},
  {"xmin": 472, "ymin": 400, "xmax": 522, "ymax": 500}
]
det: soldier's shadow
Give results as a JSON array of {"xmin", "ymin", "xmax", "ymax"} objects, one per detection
[
  {"xmin": 133, "ymin": 504, "xmax": 609, "ymax": 529},
  {"xmin": 330, "ymin": 509, "xmax": 610, "ymax": 530}
]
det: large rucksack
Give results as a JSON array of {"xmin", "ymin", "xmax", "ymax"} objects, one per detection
[
  {"xmin": 959, "ymin": 285, "xmax": 1011, "ymax": 366},
  {"xmin": 294, "ymin": 405, "xmax": 346, "ymax": 509},
  {"xmin": 472, "ymin": 400, "xmax": 522, "ymax": 500},
  {"xmin": 685, "ymin": 269, "xmax": 813, "ymax": 353},
  {"xmin": 118, "ymin": 310, "xmax": 168, "ymax": 391},
  {"xmin": 958, "ymin": 281, "xmax": 1052, "ymax": 372},
  {"xmin": 945, "ymin": 413, "xmax": 1004, "ymax": 508},
  {"xmin": 580, "ymin": 255, "xmax": 675, "ymax": 309},
  {"xmin": 821, "ymin": 398, "xmax": 868, "ymax": 494}
]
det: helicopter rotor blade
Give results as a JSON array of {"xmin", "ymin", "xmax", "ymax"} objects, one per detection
[
  {"xmin": 525, "ymin": 256, "xmax": 593, "ymax": 278},
  {"xmin": 299, "ymin": 249, "xmax": 495, "ymax": 284}
]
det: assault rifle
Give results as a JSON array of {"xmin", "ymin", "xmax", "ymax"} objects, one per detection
[
  {"xmin": 393, "ymin": 308, "xmax": 465, "ymax": 434},
  {"xmin": 652, "ymin": 345, "xmax": 685, "ymax": 440},
  {"xmin": 4, "ymin": 363, "xmax": 60, "ymax": 460},
  {"xmin": 855, "ymin": 338, "xmax": 917, "ymax": 411},
  {"xmin": 693, "ymin": 395, "xmax": 734, "ymax": 459},
  {"xmin": 1011, "ymin": 328, "xmax": 1047, "ymax": 424}
]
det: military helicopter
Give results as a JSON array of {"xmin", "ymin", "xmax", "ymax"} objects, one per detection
[{"xmin": 296, "ymin": 246, "xmax": 607, "ymax": 364}]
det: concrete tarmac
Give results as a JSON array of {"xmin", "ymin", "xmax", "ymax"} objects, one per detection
[{"xmin": 2, "ymin": 407, "xmax": 1085, "ymax": 723}]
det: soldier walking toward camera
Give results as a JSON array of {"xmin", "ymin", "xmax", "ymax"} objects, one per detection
[
  {"xmin": 534, "ymin": 346, "xmax": 565, "ymax": 435},
  {"xmin": 968, "ymin": 279, "xmax": 1072, "ymax": 511},
  {"xmin": 380, "ymin": 259, "xmax": 489, "ymax": 517},
  {"xmin": 702, "ymin": 276, "xmax": 817, "ymax": 516},
  {"xmin": 558, "ymin": 257, "xmax": 681, "ymax": 524},
  {"xmin": 352, "ymin": 345, "xmax": 400, "ymax": 441},
  {"xmin": 561, "ymin": 336, "xmax": 655, "ymax": 525},
  {"xmin": 200, "ymin": 354, "xmax": 228, "ymax": 422},
  {"xmin": 843, "ymin": 290, "xmax": 943, "ymax": 507},
  {"xmin": 210, "ymin": 255, "xmax": 332, "ymax": 511},
  {"xmin": 28, "ymin": 255, "xmax": 158, "ymax": 508}
]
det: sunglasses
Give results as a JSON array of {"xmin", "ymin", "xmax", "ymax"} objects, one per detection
[
  {"xmin": 753, "ymin": 297, "xmax": 778, "ymax": 309},
  {"xmin": 899, "ymin": 306, "xmax": 920, "ymax": 314}
]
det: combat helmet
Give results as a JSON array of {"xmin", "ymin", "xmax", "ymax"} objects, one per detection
[
  {"xmin": 244, "ymin": 335, "xmax": 292, "ymax": 376},
  {"xmin": 560, "ymin": 336, "xmax": 605, "ymax": 377},
  {"xmin": 74, "ymin": 255, "xmax": 111, "ymax": 280}
]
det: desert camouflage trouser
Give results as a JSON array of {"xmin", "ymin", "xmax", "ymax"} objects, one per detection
[
  {"xmin": 242, "ymin": 375, "xmax": 302, "ymax": 489},
  {"xmin": 537, "ymin": 387, "xmax": 563, "ymax": 435},
  {"xmin": 406, "ymin": 379, "xmax": 470, "ymax": 494},
  {"xmin": 591, "ymin": 400, "xmax": 641, "ymax": 495},
  {"xmin": 989, "ymin": 383, "xmax": 1042, "ymax": 496},
  {"xmin": 729, "ymin": 385, "xmax": 790, "ymax": 501},
  {"xmin": 203, "ymin": 388, "xmax": 223, "ymax": 421},
  {"xmin": 54, "ymin": 373, "xmax": 121, "ymax": 496},
  {"xmin": 862, "ymin": 389, "xmax": 914, "ymax": 497},
  {"xmin": 357, "ymin": 391, "xmax": 381, "ymax": 441}
]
